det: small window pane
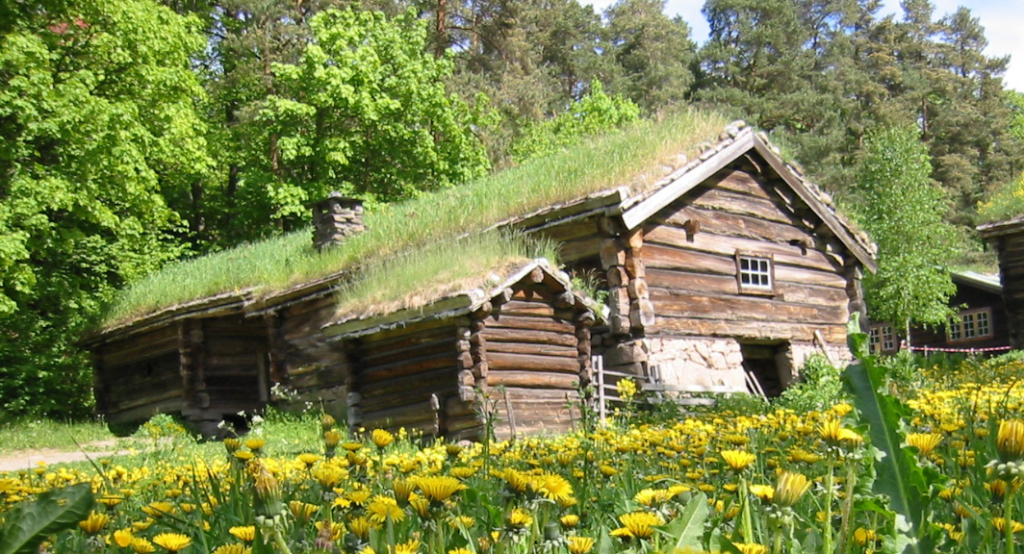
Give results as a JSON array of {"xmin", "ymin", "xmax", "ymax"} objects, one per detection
[{"xmin": 738, "ymin": 255, "xmax": 772, "ymax": 291}]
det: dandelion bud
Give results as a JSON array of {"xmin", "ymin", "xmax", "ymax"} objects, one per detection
[
  {"xmin": 998, "ymin": 420, "xmax": 1024, "ymax": 462},
  {"xmin": 773, "ymin": 472, "xmax": 812, "ymax": 508},
  {"xmin": 321, "ymin": 414, "xmax": 336, "ymax": 431},
  {"xmin": 249, "ymin": 462, "xmax": 284, "ymax": 518}
]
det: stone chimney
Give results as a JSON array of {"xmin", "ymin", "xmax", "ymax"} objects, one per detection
[{"xmin": 312, "ymin": 193, "xmax": 365, "ymax": 250}]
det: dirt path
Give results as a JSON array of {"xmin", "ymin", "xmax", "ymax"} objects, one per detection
[{"xmin": 0, "ymin": 440, "xmax": 138, "ymax": 473}]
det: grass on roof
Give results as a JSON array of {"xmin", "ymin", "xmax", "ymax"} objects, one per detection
[
  {"xmin": 101, "ymin": 108, "xmax": 727, "ymax": 327},
  {"xmin": 332, "ymin": 232, "xmax": 559, "ymax": 322}
]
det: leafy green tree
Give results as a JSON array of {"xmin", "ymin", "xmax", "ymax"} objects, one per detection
[
  {"xmin": 242, "ymin": 8, "xmax": 490, "ymax": 227},
  {"xmin": 511, "ymin": 80, "xmax": 640, "ymax": 162},
  {"xmin": 0, "ymin": 0, "xmax": 210, "ymax": 416},
  {"xmin": 855, "ymin": 126, "xmax": 959, "ymax": 340}
]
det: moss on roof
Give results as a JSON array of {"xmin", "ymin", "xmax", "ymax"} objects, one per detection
[{"xmin": 99, "ymin": 108, "xmax": 729, "ymax": 328}]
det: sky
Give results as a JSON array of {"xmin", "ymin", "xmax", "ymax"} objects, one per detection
[{"xmin": 586, "ymin": 0, "xmax": 1024, "ymax": 92}]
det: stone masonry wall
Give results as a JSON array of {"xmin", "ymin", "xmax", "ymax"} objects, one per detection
[{"xmin": 646, "ymin": 336, "xmax": 851, "ymax": 393}]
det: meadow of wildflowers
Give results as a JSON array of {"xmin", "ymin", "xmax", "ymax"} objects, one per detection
[{"xmin": 4, "ymin": 354, "xmax": 1024, "ymax": 554}]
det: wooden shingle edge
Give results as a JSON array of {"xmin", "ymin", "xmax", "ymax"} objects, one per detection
[
  {"xmin": 80, "ymin": 290, "xmax": 253, "ymax": 347},
  {"xmin": 320, "ymin": 259, "xmax": 604, "ymax": 341},
  {"xmin": 750, "ymin": 135, "xmax": 877, "ymax": 272},
  {"xmin": 978, "ymin": 216, "xmax": 1024, "ymax": 240}
]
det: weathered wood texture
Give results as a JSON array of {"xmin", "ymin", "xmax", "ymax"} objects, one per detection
[
  {"xmin": 477, "ymin": 283, "xmax": 588, "ymax": 439},
  {"xmin": 641, "ymin": 165, "xmax": 854, "ymax": 342},
  {"xmin": 349, "ymin": 323, "xmax": 461, "ymax": 436},
  {"xmin": 992, "ymin": 234, "xmax": 1024, "ymax": 349},
  {"xmin": 94, "ymin": 326, "xmax": 182, "ymax": 425},
  {"xmin": 279, "ymin": 296, "xmax": 352, "ymax": 393}
]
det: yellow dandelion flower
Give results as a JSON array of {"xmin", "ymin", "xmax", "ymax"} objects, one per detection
[
  {"xmin": 367, "ymin": 496, "xmax": 406, "ymax": 524},
  {"xmin": 450, "ymin": 466, "xmax": 477, "ymax": 479},
  {"xmin": 609, "ymin": 511, "xmax": 664, "ymax": 540},
  {"xmin": 348, "ymin": 489, "xmax": 372, "ymax": 505},
  {"xmin": 906, "ymin": 433, "xmax": 943, "ymax": 456},
  {"xmin": 993, "ymin": 518, "xmax": 1024, "ymax": 533},
  {"xmin": 819, "ymin": 419, "xmax": 862, "ymax": 445},
  {"xmin": 531, "ymin": 473, "xmax": 573, "ymax": 503},
  {"xmin": 448, "ymin": 515, "xmax": 476, "ymax": 529},
  {"xmin": 853, "ymin": 528, "xmax": 877, "ymax": 546},
  {"xmin": 600, "ymin": 465, "xmax": 618, "ymax": 476},
  {"xmin": 448, "ymin": 550, "xmax": 473, "ymax": 554},
  {"xmin": 289, "ymin": 500, "xmax": 319, "ymax": 521},
  {"xmin": 831, "ymin": 403, "xmax": 854, "ymax": 417},
  {"xmin": 228, "ymin": 526, "xmax": 255, "ymax": 542},
  {"xmin": 243, "ymin": 438, "xmax": 266, "ymax": 452},
  {"xmin": 409, "ymin": 496, "xmax": 431, "ymax": 518},
  {"xmin": 773, "ymin": 472, "xmax": 812, "ymax": 508},
  {"xmin": 567, "ymin": 536, "xmax": 595, "ymax": 554},
  {"xmin": 79, "ymin": 511, "xmax": 110, "ymax": 535},
  {"xmin": 142, "ymin": 502, "xmax": 175, "ymax": 518},
  {"xmin": 417, "ymin": 475, "xmax": 467, "ymax": 502},
  {"xmin": 131, "ymin": 538, "xmax": 157, "ymax": 554},
  {"xmin": 223, "ymin": 438, "xmax": 242, "ymax": 452},
  {"xmin": 315, "ymin": 521, "xmax": 345, "ymax": 541},
  {"xmin": 323, "ymin": 430, "xmax": 343, "ymax": 448},
  {"xmin": 131, "ymin": 519, "xmax": 156, "ymax": 532},
  {"xmin": 634, "ymin": 488, "xmax": 671, "ymax": 506},
  {"xmin": 152, "ymin": 533, "xmax": 192, "ymax": 552},
  {"xmin": 508, "ymin": 508, "xmax": 534, "ymax": 528},
  {"xmin": 561, "ymin": 514, "xmax": 580, "ymax": 527},
  {"xmin": 113, "ymin": 528, "xmax": 134, "ymax": 548},
  {"xmin": 732, "ymin": 543, "xmax": 768, "ymax": 554},
  {"xmin": 749, "ymin": 484, "xmax": 774, "ymax": 502},
  {"xmin": 297, "ymin": 453, "xmax": 321, "ymax": 468},
  {"xmin": 348, "ymin": 516, "xmax": 376, "ymax": 539},
  {"xmin": 371, "ymin": 429, "xmax": 395, "ymax": 448},
  {"xmin": 720, "ymin": 450, "xmax": 756, "ymax": 471},
  {"xmin": 389, "ymin": 539, "xmax": 420, "ymax": 554}
]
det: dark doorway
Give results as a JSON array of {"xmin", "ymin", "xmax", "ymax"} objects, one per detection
[{"xmin": 739, "ymin": 342, "xmax": 792, "ymax": 398}]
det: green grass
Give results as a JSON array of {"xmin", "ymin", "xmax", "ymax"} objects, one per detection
[
  {"xmin": 0, "ymin": 418, "xmax": 118, "ymax": 454},
  {"xmin": 332, "ymin": 232, "xmax": 560, "ymax": 320},
  {"xmin": 101, "ymin": 108, "xmax": 727, "ymax": 327}
]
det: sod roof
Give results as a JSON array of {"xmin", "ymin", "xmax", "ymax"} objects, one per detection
[{"xmin": 94, "ymin": 108, "xmax": 874, "ymax": 339}]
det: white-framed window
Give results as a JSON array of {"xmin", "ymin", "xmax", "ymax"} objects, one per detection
[
  {"xmin": 947, "ymin": 308, "xmax": 993, "ymax": 343},
  {"xmin": 869, "ymin": 323, "xmax": 897, "ymax": 353},
  {"xmin": 736, "ymin": 253, "xmax": 773, "ymax": 293}
]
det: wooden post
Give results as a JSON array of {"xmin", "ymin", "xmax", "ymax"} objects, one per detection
[{"xmin": 595, "ymin": 354, "xmax": 606, "ymax": 425}]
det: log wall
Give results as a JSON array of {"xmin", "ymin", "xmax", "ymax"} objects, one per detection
[
  {"xmin": 480, "ymin": 273, "xmax": 588, "ymax": 439},
  {"xmin": 642, "ymin": 163, "xmax": 854, "ymax": 345},
  {"xmin": 347, "ymin": 319, "xmax": 466, "ymax": 436},
  {"xmin": 94, "ymin": 325, "xmax": 182, "ymax": 427},
  {"xmin": 992, "ymin": 234, "xmax": 1024, "ymax": 349},
  {"xmin": 185, "ymin": 315, "xmax": 268, "ymax": 423},
  {"xmin": 277, "ymin": 295, "xmax": 353, "ymax": 416},
  {"xmin": 911, "ymin": 285, "xmax": 1009, "ymax": 351}
]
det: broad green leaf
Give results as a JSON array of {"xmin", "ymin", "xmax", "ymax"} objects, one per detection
[
  {"xmin": 662, "ymin": 492, "xmax": 708, "ymax": 550},
  {"xmin": 844, "ymin": 316, "xmax": 941, "ymax": 554},
  {"xmin": 0, "ymin": 483, "xmax": 94, "ymax": 554}
]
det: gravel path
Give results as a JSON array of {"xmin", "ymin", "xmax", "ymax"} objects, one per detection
[{"xmin": 0, "ymin": 441, "xmax": 137, "ymax": 473}]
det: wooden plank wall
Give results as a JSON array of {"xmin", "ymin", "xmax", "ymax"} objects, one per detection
[
  {"xmin": 95, "ymin": 326, "xmax": 182, "ymax": 425},
  {"xmin": 197, "ymin": 315, "xmax": 267, "ymax": 416},
  {"xmin": 278, "ymin": 296, "xmax": 353, "ymax": 400},
  {"xmin": 642, "ymin": 163, "xmax": 853, "ymax": 344},
  {"xmin": 348, "ymin": 320, "xmax": 466, "ymax": 436},
  {"xmin": 993, "ymin": 234, "xmax": 1024, "ymax": 349},
  {"xmin": 480, "ymin": 278, "xmax": 587, "ymax": 439}
]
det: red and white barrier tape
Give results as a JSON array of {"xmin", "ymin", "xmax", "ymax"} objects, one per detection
[{"xmin": 907, "ymin": 345, "xmax": 1013, "ymax": 353}]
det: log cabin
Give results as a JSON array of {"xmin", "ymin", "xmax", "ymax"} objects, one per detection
[
  {"xmin": 979, "ymin": 218, "xmax": 1024, "ymax": 349},
  {"xmin": 869, "ymin": 271, "xmax": 1009, "ymax": 355},
  {"xmin": 85, "ymin": 118, "xmax": 877, "ymax": 437}
]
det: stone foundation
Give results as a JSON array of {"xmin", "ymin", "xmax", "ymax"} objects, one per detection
[{"xmin": 646, "ymin": 335, "xmax": 851, "ymax": 393}]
